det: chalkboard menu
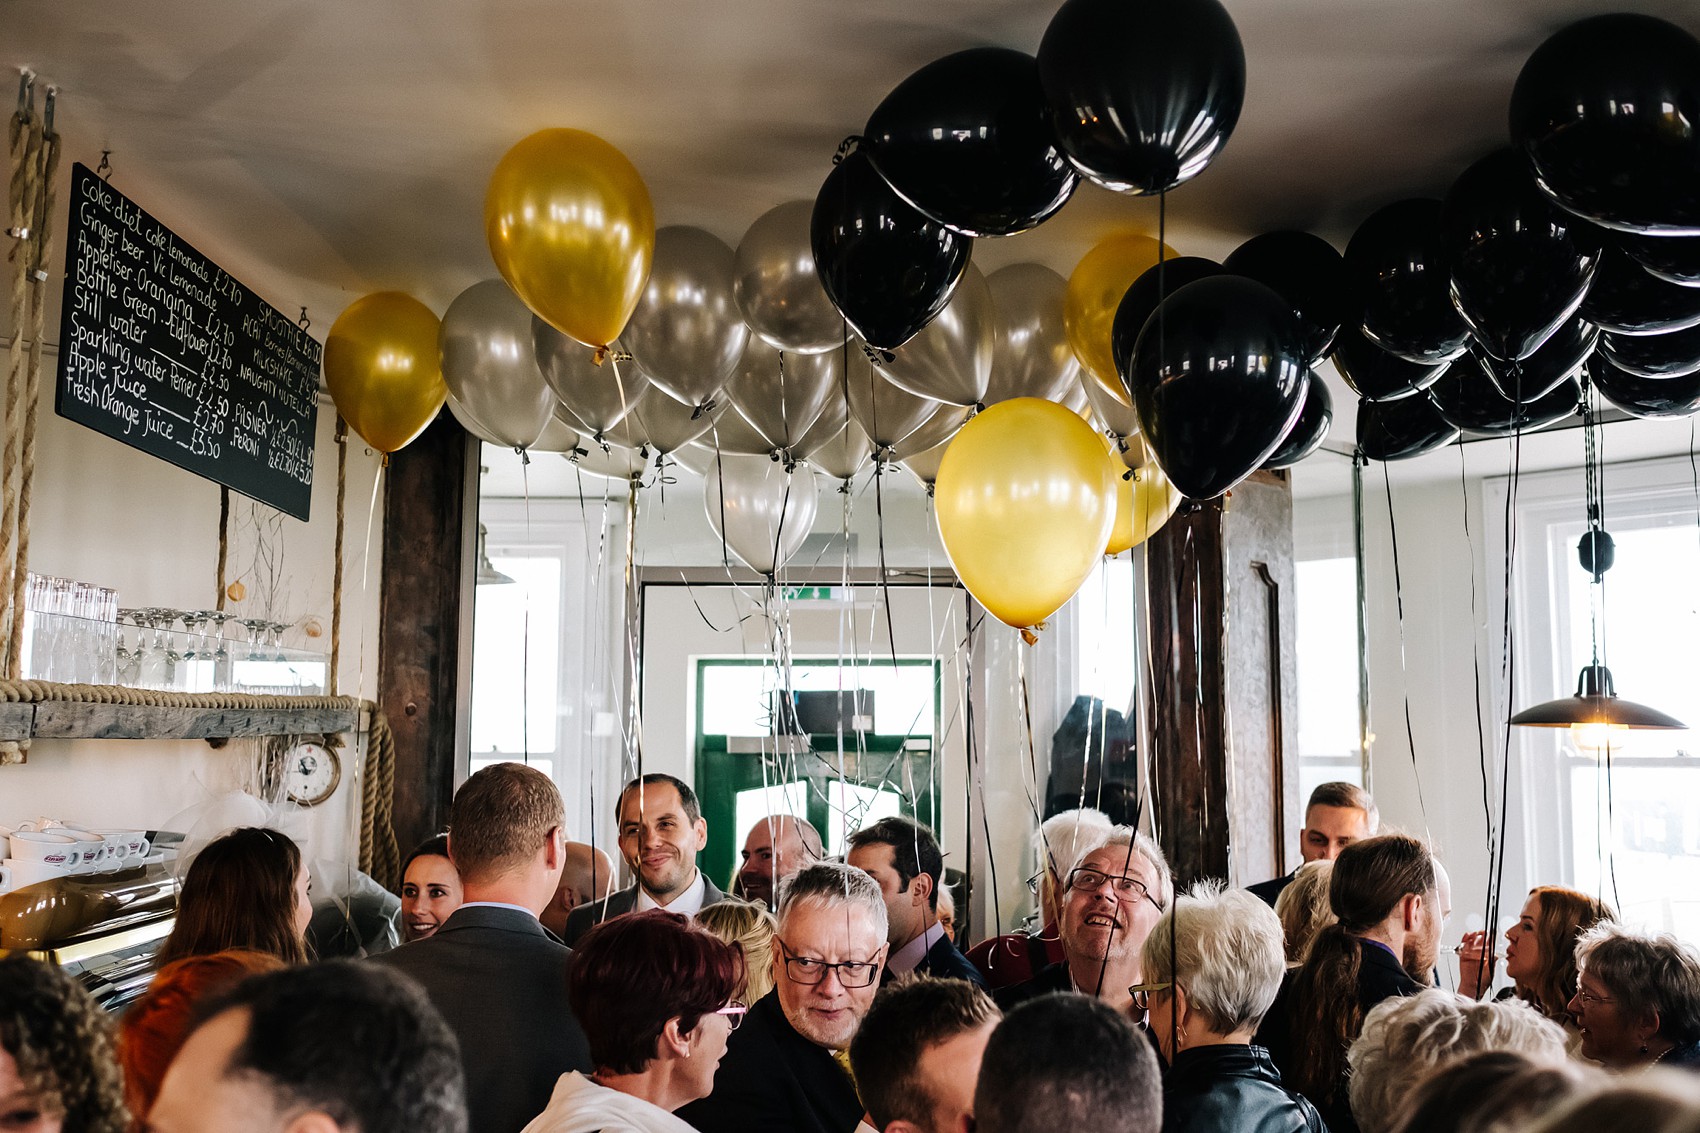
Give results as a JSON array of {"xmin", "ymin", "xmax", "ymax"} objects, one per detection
[{"xmin": 55, "ymin": 162, "xmax": 319, "ymax": 521}]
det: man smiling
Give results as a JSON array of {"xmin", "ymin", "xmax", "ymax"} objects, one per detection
[
  {"xmin": 563, "ymin": 773, "xmax": 727, "ymax": 946},
  {"xmin": 995, "ymin": 828, "xmax": 1172, "ymax": 1017}
]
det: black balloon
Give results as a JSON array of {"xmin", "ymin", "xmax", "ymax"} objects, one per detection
[
  {"xmin": 1332, "ymin": 325, "xmax": 1450, "ymax": 402},
  {"xmin": 1600, "ymin": 324, "xmax": 1700, "ymax": 380},
  {"xmin": 1590, "ymin": 353, "xmax": 1700, "ymax": 418},
  {"xmin": 1580, "ymin": 249, "xmax": 1700, "ymax": 336},
  {"xmin": 1357, "ymin": 395, "xmax": 1459, "ymax": 461},
  {"xmin": 1478, "ymin": 315, "xmax": 1598, "ymax": 401},
  {"xmin": 1129, "ymin": 276, "xmax": 1308, "ymax": 499},
  {"xmin": 1345, "ymin": 199, "xmax": 1471, "ymax": 364},
  {"xmin": 1036, "ymin": 0, "xmax": 1245, "ymax": 195},
  {"xmin": 1263, "ymin": 376, "xmax": 1333, "ymax": 469},
  {"xmin": 864, "ymin": 48, "xmax": 1078, "ymax": 238},
  {"xmin": 1617, "ymin": 232, "xmax": 1700, "ymax": 288},
  {"xmin": 1429, "ymin": 355, "xmax": 1579, "ymax": 436},
  {"xmin": 811, "ymin": 149, "xmax": 971, "ymax": 350},
  {"xmin": 1224, "ymin": 231, "xmax": 1352, "ymax": 364},
  {"xmin": 1510, "ymin": 14, "xmax": 1700, "ymax": 236},
  {"xmin": 1110, "ymin": 256, "xmax": 1225, "ymax": 380},
  {"xmin": 1441, "ymin": 149, "xmax": 1601, "ymax": 362}
]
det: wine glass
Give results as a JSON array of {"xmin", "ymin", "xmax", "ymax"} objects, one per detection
[{"xmin": 203, "ymin": 611, "xmax": 232, "ymax": 691}]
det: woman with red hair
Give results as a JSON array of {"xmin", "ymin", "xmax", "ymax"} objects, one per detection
[
  {"xmin": 523, "ymin": 909, "xmax": 744, "ymax": 1132},
  {"xmin": 116, "ymin": 949, "xmax": 284, "ymax": 1128}
]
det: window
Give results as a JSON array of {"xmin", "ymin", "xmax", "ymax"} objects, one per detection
[
  {"xmin": 1295, "ymin": 556, "xmax": 1366, "ymax": 797},
  {"xmin": 1076, "ymin": 557, "xmax": 1138, "ymax": 713},
  {"xmin": 469, "ymin": 552, "xmax": 562, "ymax": 764}
]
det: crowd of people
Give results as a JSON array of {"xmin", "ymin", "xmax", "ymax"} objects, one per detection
[{"xmin": 6, "ymin": 772, "xmax": 1700, "ymax": 1133}]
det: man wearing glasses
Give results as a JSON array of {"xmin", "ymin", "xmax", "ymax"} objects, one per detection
[
  {"xmin": 679, "ymin": 861, "xmax": 888, "ymax": 1133},
  {"xmin": 994, "ymin": 828, "xmax": 1173, "ymax": 1018}
]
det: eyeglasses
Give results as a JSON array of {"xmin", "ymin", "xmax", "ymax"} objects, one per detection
[
  {"xmin": 1128, "ymin": 981, "xmax": 1173, "ymax": 1012},
  {"xmin": 714, "ymin": 1002, "xmax": 749, "ymax": 1031},
  {"xmin": 1025, "ymin": 867, "xmax": 1046, "ymax": 896},
  {"xmin": 1573, "ymin": 990, "xmax": 1615, "ymax": 1007},
  {"xmin": 777, "ymin": 939, "xmax": 882, "ymax": 988},
  {"xmin": 1067, "ymin": 867, "xmax": 1165, "ymax": 910}
]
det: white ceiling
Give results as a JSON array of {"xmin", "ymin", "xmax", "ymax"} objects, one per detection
[{"xmin": 12, "ymin": 0, "xmax": 1700, "ymax": 496}]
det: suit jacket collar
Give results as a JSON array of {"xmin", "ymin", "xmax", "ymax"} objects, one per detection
[
  {"xmin": 436, "ymin": 903, "xmax": 548, "ymax": 937},
  {"xmin": 603, "ymin": 870, "xmax": 727, "ymax": 916}
]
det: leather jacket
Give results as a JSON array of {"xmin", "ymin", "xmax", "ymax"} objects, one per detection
[{"xmin": 1163, "ymin": 1044, "xmax": 1330, "ymax": 1133}]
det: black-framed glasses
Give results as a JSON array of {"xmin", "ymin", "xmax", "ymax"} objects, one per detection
[
  {"xmin": 714, "ymin": 1002, "xmax": 749, "ymax": 1031},
  {"xmin": 1025, "ymin": 866, "xmax": 1046, "ymax": 896},
  {"xmin": 1067, "ymin": 866, "xmax": 1165, "ymax": 910},
  {"xmin": 777, "ymin": 939, "xmax": 881, "ymax": 988},
  {"xmin": 1128, "ymin": 980, "xmax": 1173, "ymax": 1012}
]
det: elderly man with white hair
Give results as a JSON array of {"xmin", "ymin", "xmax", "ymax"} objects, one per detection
[
  {"xmin": 967, "ymin": 807, "xmax": 1114, "ymax": 989},
  {"xmin": 677, "ymin": 861, "xmax": 888, "ymax": 1133},
  {"xmin": 1138, "ymin": 884, "xmax": 1327, "ymax": 1133},
  {"xmin": 995, "ymin": 826, "xmax": 1171, "ymax": 1016}
]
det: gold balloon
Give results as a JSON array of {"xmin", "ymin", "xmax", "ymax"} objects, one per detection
[
  {"xmin": 1102, "ymin": 435, "xmax": 1181, "ymax": 556},
  {"xmin": 935, "ymin": 398, "xmax": 1115, "ymax": 631},
  {"xmin": 1065, "ymin": 232, "xmax": 1178, "ymax": 407},
  {"xmin": 485, "ymin": 128, "xmax": 655, "ymax": 352},
  {"xmin": 323, "ymin": 292, "xmax": 447, "ymax": 455}
]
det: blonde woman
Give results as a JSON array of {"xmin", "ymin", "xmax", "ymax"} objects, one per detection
[
  {"xmin": 1274, "ymin": 859, "xmax": 1335, "ymax": 967},
  {"xmin": 696, "ymin": 898, "xmax": 779, "ymax": 1004}
]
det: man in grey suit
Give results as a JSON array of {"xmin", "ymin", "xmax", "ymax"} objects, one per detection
[
  {"xmin": 375, "ymin": 763, "xmax": 591, "ymax": 1133},
  {"xmin": 562, "ymin": 772, "xmax": 727, "ymax": 946}
]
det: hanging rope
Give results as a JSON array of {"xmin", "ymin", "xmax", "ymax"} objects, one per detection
[
  {"xmin": 1, "ymin": 94, "xmax": 42, "ymax": 678},
  {"xmin": 215, "ymin": 488, "xmax": 231, "ymax": 610},
  {"xmin": 330, "ymin": 417, "xmax": 347, "ymax": 696},
  {"xmin": 359, "ymin": 707, "xmax": 399, "ymax": 889}
]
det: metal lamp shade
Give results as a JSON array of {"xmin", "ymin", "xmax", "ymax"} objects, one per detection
[{"xmin": 1510, "ymin": 664, "xmax": 1686, "ymax": 729}]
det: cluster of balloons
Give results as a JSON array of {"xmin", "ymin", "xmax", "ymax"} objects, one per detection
[{"xmin": 1345, "ymin": 14, "xmax": 1700, "ymax": 461}]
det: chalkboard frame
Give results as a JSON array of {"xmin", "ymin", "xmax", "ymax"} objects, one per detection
[{"xmin": 54, "ymin": 162, "xmax": 320, "ymax": 521}]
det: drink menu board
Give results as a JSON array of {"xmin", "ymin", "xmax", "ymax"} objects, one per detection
[{"xmin": 55, "ymin": 162, "xmax": 319, "ymax": 521}]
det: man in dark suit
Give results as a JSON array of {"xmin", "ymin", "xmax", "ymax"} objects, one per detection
[
  {"xmin": 1247, "ymin": 781, "xmax": 1379, "ymax": 907},
  {"xmin": 374, "ymin": 763, "xmax": 591, "ymax": 1133},
  {"xmin": 562, "ymin": 772, "xmax": 727, "ymax": 946},
  {"xmin": 848, "ymin": 816, "xmax": 985, "ymax": 988},
  {"xmin": 1254, "ymin": 833, "xmax": 1444, "ymax": 1133},
  {"xmin": 679, "ymin": 862, "xmax": 889, "ymax": 1133}
]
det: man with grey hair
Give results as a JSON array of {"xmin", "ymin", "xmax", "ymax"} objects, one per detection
[
  {"xmin": 1139, "ymin": 884, "xmax": 1328, "ymax": 1133},
  {"xmin": 995, "ymin": 826, "xmax": 1171, "ymax": 1015},
  {"xmin": 679, "ymin": 861, "xmax": 889, "ymax": 1133},
  {"xmin": 1249, "ymin": 782, "xmax": 1380, "ymax": 908},
  {"xmin": 968, "ymin": 807, "xmax": 1114, "ymax": 989}
]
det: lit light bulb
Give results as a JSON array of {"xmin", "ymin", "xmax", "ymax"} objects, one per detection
[{"xmin": 1570, "ymin": 721, "xmax": 1632, "ymax": 754}]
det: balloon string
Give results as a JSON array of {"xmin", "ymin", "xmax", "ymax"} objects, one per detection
[
  {"xmin": 1458, "ymin": 444, "xmax": 1495, "ymax": 950},
  {"xmin": 874, "ymin": 462, "xmax": 899, "ymax": 670},
  {"xmin": 1381, "ymin": 462, "xmax": 1431, "ymax": 837}
]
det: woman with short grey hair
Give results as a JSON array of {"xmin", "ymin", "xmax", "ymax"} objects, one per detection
[
  {"xmin": 1138, "ymin": 883, "xmax": 1326, "ymax": 1133},
  {"xmin": 1348, "ymin": 988, "xmax": 1569, "ymax": 1133},
  {"xmin": 1568, "ymin": 923, "xmax": 1700, "ymax": 1070}
]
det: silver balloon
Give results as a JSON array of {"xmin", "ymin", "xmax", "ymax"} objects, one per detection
[
  {"xmin": 873, "ymin": 263, "xmax": 994, "ymax": 407},
  {"xmin": 889, "ymin": 403, "xmax": 971, "ymax": 462},
  {"xmin": 439, "ymin": 280, "xmax": 554, "ymax": 448},
  {"xmin": 727, "ymin": 340, "xmax": 837, "ymax": 451},
  {"xmin": 445, "ymin": 391, "xmax": 504, "ymax": 447},
  {"xmin": 1080, "ymin": 370, "xmax": 1140, "ymax": 438},
  {"xmin": 568, "ymin": 441, "xmax": 649, "ymax": 484},
  {"xmin": 529, "ymin": 407, "xmax": 582, "ymax": 454},
  {"xmin": 734, "ymin": 200, "xmax": 847, "ymax": 355},
  {"xmin": 701, "ymin": 401, "xmax": 781, "ymax": 456},
  {"xmin": 672, "ymin": 441, "xmax": 717, "ymax": 477},
  {"xmin": 628, "ymin": 391, "xmax": 720, "ymax": 455},
  {"xmin": 985, "ymin": 263, "xmax": 1082, "ymax": 404},
  {"xmin": 901, "ymin": 436, "xmax": 952, "ymax": 490},
  {"xmin": 845, "ymin": 344, "xmax": 940, "ymax": 451},
  {"xmin": 796, "ymin": 400, "xmax": 869, "ymax": 481},
  {"xmin": 534, "ymin": 317, "xmax": 650, "ymax": 437},
  {"xmin": 626, "ymin": 226, "xmax": 748, "ymax": 410},
  {"xmin": 704, "ymin": 455, "xmax": 820, "ymax": 575}
]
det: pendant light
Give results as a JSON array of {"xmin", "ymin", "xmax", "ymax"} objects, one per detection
[
  {"xmin": 1510, "ymin": 384, "xmax": 1685, "ymax": 734},
  {"xmin": 476, "ymin": 523, "xmax": 516, "ymax": 586}
]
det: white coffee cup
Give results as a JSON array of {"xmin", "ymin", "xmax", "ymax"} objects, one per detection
[
  {"xmin": 49, "ymin": 827, "xmax": 114, "ymax": 873},
  {"xmin": 0, "ymin": 856, "xmax": 73, "ymax": 891},
  {"xmin": 91, "ymin": 828, "xmax": 151, "ymax": 865},
  {"xmin": 2, "ymin": 830, "xmax": 82, "ymax": 870}
]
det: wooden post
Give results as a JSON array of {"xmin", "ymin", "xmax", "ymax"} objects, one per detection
[
  {"xmin": 379, "ymin": 412, "xmax": 471, "ymax": 858},
  {"xmin": 1144, "ymin": 470, "xmax": 1298, "ymax": 887}
]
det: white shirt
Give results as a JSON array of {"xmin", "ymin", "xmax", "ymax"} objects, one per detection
[
  {"xmin": 520, "ymin": 1072, "xmax": 696, "ymax": 1133},
  {"xmin": 887, "ymin": 921, "xmax": 946, "ymax": 975},
  {"xmin": 633, "ymin": 869, "xmax": 708, "ymax": 917}
]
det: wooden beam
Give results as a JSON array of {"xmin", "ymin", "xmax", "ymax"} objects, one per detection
[
  {"xmin": 379, "ymin": 412, "xmax": 471, "ymax": 858},
  {"xmin": 29, "ymin": 702, "xmax": 357, "ymax": 740}
]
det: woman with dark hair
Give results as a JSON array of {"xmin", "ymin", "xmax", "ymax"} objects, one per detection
[
  {"xmin": 154, "ymin": 827, "xmax": 311, "ymax": 967},
  {"xmin": 1568, "ymin": 924, "xmax": 1700, "ymax": 1070},
  {"xmin": 523, "ymin": 909, "xmax": 744, "ymax": 1132},
  {"xmin": 400, "ymin": 834, "xmax": 462, "ymax": 942},
  {"xmin": 116, "ymin": 949, "xmax": 284, "ymax": 1128},
  {"xmin": 1460, "ymin": 886, "xmax": 1616, "ymax": 1031},
  {"xmin": 0, "ymin": 954, "xmax": 128, "ymax": 1133},
  {"xmin": 1388, "ymin": 1050, "xmax": 1589, "ymax": 1133}
]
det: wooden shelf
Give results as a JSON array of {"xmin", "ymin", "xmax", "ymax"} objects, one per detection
[{"xmin": 0, "ymin": 699, "xmax": 360, "ymax": 743}]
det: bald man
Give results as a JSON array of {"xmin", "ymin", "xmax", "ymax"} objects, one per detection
[
  {"xmin": 735, "ymin": 814, "xmax": 823, "ymax": 910},
  {"xmin": 540, "ymin": 841, "xmax": 614, "ymax": 940}
]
